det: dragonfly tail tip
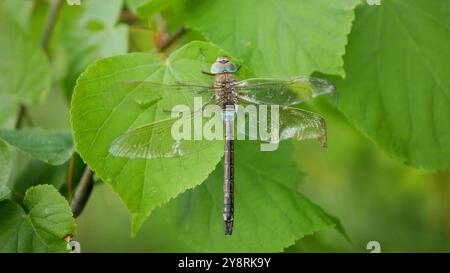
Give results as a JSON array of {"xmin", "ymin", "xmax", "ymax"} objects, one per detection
[{"xmin": 224, "ymin": 221, "xmax": 233, "ymax": 235}]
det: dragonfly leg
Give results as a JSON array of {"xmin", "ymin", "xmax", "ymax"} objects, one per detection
[
  {"xmin": 199, "ymin": 48, "xmax": 215, "ymax": 76},
  {"xmin": 202, "ymin": 71, "xmax": 215, "ymax": 76}
]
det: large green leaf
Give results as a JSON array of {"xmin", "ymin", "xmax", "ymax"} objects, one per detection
[
  {"xmin": 0, "ymin": 140, "xmax": 10, "ymax": 186},
  {"xmin": 0, "ymin": 140, "xmax": 11, "ymax": 200},
  {"xmin": 335, "ymin": 0, "xmax": 450, "ymax": 170},
  {"xmin": 71, "ymin": 41, "xmax": 248, "ymax": 234},
  {"xmin": 57, "ymin": 0, "xmax": 128, "ymax": 97},
  {"xmin": 0, "ymin": 6, "xmax": 50, "ymax": 126},
  {"xmin": 0, "ymin": 184, "xmax": 76, "ymax": 253},
  {"xmin": 158, "ymin": 141, "xmax": 342, "ymax": 252},
  {"xmin": 0, "ymin": 129, "xmax": 74, "ymax": 166},
  {"xmin": 165, "ymin": 0, "xmax": 359, "ymax": 77}
]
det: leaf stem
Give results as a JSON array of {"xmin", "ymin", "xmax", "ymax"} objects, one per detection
[
  {"xmin": 153, "ymin": 14, "xmax": 186, "ymax": 52},
  {"xmin": 120, "ymin": 10, "xmax": 140, "ymax": 25},
  {"xmin": 15, "ymin": 0, "xmax": 63, "ymax": 128},
  {"xmin": 67, "ymin": 156, "xmax": 74, "ymax": 197},
  {"xmin": 70, "ymin": 167, "xmax": 93, "ymax": 218},
  {"xmin": 159, "ymin": 27, "xmax": 186, "ymax": 52},
  {"xmin": 40, "ymin": 0, "xmax": 63, "ymax": 54},
  {"xmin": 15, "ymin": 105, "xmax": 27, "ymax": 129}
]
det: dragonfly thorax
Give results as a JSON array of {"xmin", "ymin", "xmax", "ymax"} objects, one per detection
[{"xmin": 215, "ymin": 73, "xmax": 238, "ymax": 108}]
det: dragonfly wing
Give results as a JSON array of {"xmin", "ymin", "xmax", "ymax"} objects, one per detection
[
  {"xmin": 109, "ymin": 112, "xmax": 214, "ymax": 159},
  {"xmin": 236, "ymin": 77, "xmax": 335, "ymax": 106},
  {"xmin": 238, "ymin": 105, "xmax": 327, "ymax": 147},
  {"xmin": 121, "ymin": 81, "xmax": 215, "ymax": 111},
  {"xmin": 122, "ymin": 80, "xmax": 215, "ymax": 94},
  {"xmin": 277, "ymin": 107, "xmax": 327, "ymax": 147}
]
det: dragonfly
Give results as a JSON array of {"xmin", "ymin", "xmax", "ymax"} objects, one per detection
[{"xmin": 108, "ymin": 55, "xmax": 335, "ymax": 235}]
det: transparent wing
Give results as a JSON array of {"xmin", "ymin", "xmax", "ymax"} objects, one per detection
[
  {"xmin": 120, "ymin": 81, "xmax": 215, "ymax": 111},
  {"xmin": 238, "ymin": 105, "xmax": 327, "ymax": 147},
  {"xmin": 109, "ymin": 111, "xmax": 215, "ymax": 159},
  {"xmin": 122, "ymin": 80, "xmax": 215, "ymax": 95},
  {"xmin": 236, "ymin": 77, "xmax": 335, "ymax": 106},
  {"xmin": 277, "ymin": 107, "xmax": 327, "ymax": 147}
]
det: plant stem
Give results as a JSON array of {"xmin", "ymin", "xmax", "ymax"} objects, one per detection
[
  {"xmin": 67, "ymin": 156, "xmax": 75, "ymax": 197},
  {"xmin": 40, "ymin": 0, "xmax": 63, "ymax": 54},
  {"xmin": 159, "ymin": 27, "xmax": 186, "ymax": 52},
  {"xmin": 16, "ymin": 0, "xmax": 63, "ymax": 128},
  {"xmin": 120, "ymin": 10, "xmax": 140, "ymax": 25},
  {"xmin": 15, "ymin": 105, "xmax": 27, "ymax": 129},
  {"xmin": 40, "ymin": 0, "xmax": 97, "ymax": 219},
  {"xmin": 153, "ymin": 14, "xmax": 186, "ymax": 52},
  {"xmin": 70, "ymin": 167, "xmax": 94, "ymax": 218}
]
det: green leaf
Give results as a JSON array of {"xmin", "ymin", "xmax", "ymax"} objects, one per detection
[
  {"xmin": 0, "ymin": 6, "xmax": 51, "ymax": 125},
  {"xmin": 0, "ymin": 139, "xmax": 10, "ymax": 202},
  {"xmin": 158, "ymin": 141, "xmax": 342, "ymax": 252},
  {"xmin": 135, "ymin": 0, "xmax": 170, "ymax": 18},
  {"xmin": 0, "ymin": 140, "xmax": 11, "ymax": 187},
  {"xmin": 335, "ymin": 0, "xmax": 450, "ymax": 170},
  {"xmin": 12, "ymin": 160, "xmax": 68, "ymax": 202},
  {"xmin": 0, "ymin": 184, "xmax": 76, "ymax": 253},
  {"xmin": 127, "ymin": 0, "xmax": 150, "ymax": 15},
  {"xmin": 71, "ymin": 41, "xmax": 247, "ymax": 234},
  {"xmin": 57, "ymin": 0, "xmax": 128, "ymax": 98},
  {"xmin": 0, "ymin": 129, "xmax": 74, "ymax": 166},
  {"xmin": 129, "ymin": 27, "xmax": 156, "ymax": 53},
  {"xmin": 0, "ymin": 186, "xmax": 10, "ymax": 201},
  {"xmin": 183, "ymin": 0, "xmax": 358, "ymax": 77},
  {"xmin": 0, "ymin": 0, "xmax": 34, "ymax": 30}
]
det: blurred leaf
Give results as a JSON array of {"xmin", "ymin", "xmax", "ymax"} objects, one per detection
[
  {"xmin": 160, "ymin": 141, "xmax": 343, "ymax": 252},
  {"xmin": 0, "ymin": 184, "xmax": 76, "ymax": 253},
  {"xmin": 0, "ymin": 0, "xmax": 34, "ymax": 30},
  {"xmin": 56, "ymin": 0, "xmax": 128, "ymax": 99},
  {"xmin": 129, "ymin": 27, "xmax": 155, "ymax": 52},
  {"xmin": 0, "ymin": 186, "xmax": 10, "ymax": 201},
  {"xmin": 143, "ymin": 0, "xmax": 358, "ymax": 77},
  {"xmin": 137, "ymin": 0, "xmax": 197, "ymax": 32},
  {"xmin": 11, "ymin": 153, "xmax": 87, "ymax": 203},
  {"xmin": 159, "ymin": 29, "xmax": 207, "ymax": 55},
  {"xmin": 135, "ymin": 0, "xmax": 170, "ymax": 18},
  {"xmin": 12, "ymin": 160, "xmax": 67, "ymax": 203},
  {"xmin": 0, "ymin": 140, "xmax": 11, "ymax": 201},
  {"xmin": 0, "ymin": 140, "xmax": 11, "ymax": 187},
  {"xmin": 127, "ymin": 0, "xmax": 150, "ymax": 15},
  {"xmin": 0, "ymin": 140, "xmax": 11, "ymax": 205},
  {"xmin": 335, "ymin": 0, "xmax": 450, "ymax": 170},
  {"xmin": 0, "ymin": 6, "xmax": 51, "ymax": 126},
  {"xmin": 29, "ymin": 1, "xmax": 50, "ymax": 43},
  {"xmin": 0, "ymin": 129, "xmax": 74, "ymax": 166},
  {"xmin": 71, "ymin": 41, "xmax": 246, "ymax": 234}
]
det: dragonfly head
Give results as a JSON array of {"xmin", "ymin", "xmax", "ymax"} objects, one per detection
[{"xmin": 211, "ymin": 56, "xmax": 238, "ymax": 74}]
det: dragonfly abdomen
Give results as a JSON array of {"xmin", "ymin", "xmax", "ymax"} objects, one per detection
[{"xmin": 223, "ymin": 107, "xmax": 235, "ymax": 235}]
